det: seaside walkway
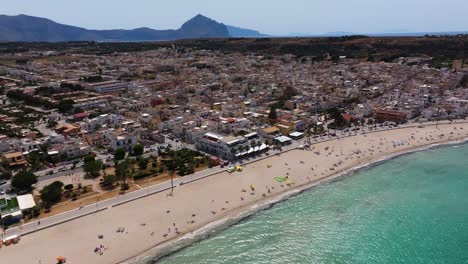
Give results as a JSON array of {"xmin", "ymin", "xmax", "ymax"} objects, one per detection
[{"xmin": 2, "ymin": 119, "xmax": 466, "ymax": 238}]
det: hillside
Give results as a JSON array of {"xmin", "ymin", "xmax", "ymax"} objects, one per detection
[{"xmin": 0, "ymin": 14, "xmax": 231, "ymax": 42}]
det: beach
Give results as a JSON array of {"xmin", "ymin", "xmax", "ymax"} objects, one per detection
[{"xmin": 1, "ymin": 122, "xmax": 468, "ymax": 264}]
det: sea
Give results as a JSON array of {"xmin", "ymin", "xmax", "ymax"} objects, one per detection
[{"xmin": 148, "ymin": 143, "xmax": 468, "ymax": 264}]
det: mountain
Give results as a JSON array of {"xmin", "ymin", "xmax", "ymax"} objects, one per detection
[
  {"xmin": 0, "ymin": 14, "xmax": 232, "ymax": 42},
  {"xmin": 226, "ymin": 25, "xmax": 267, "ymax": 37}
]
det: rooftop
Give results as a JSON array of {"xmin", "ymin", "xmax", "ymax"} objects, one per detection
[{"xmin": 263, "ymin": 126, "xmax": 280, "ymax": 134}]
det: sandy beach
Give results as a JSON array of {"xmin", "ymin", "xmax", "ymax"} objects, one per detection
[{"xmin": 1, "ymin": 122, "xmax": 468, "ymax": 264}]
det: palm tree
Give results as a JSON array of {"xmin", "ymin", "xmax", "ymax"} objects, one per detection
[
  {"xmin": 115, "ymin": 159, "xmax": 131, "ymax": 191},
  {"xmin": 162, "ymin": 159, "xmax": 176, "ymax": 194}
]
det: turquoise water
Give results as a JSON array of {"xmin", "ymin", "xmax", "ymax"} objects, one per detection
[{"xmin": 154, "ymin": 144, "xmax": 468, "ymax": 264}]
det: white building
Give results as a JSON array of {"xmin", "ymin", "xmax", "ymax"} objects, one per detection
[
  {"xmin": 108, "ymin": 133, "xmax": 138, "ymax": 151},
  {"xmin": 196, "ymin": 131, "xmax": 265, "ymax": 160},
  {"xmin": 89, "ymin": 81, "xmax": 130, "ymax": 94}
]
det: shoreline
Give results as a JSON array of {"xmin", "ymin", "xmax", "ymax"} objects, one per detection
[
  {"xmin": 122, "ymin": 136, "xmax": 468, "ymax": 264},
  {"xmin": 2, "ymin": 122, "xmax": 468, "ymax": 264}
]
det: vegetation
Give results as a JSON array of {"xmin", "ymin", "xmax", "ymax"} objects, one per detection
[
  {"xmin": 132, "ymin": 143, "xmax": 144, "ymax": 156},
  {"xmin": 160, "ymin": 148, "xmax": 206, "ymax": 176},
  {"xmin": 268, "ymin": 105, "xmax": 277, "ymax": 123},
  {"xmin": 458, "ymin": 74, "xmax": 468, "ymax": 88},
  {"xmin": 327, "ymin": 107, "xmax": 348, "ymax": 128},
  {"xmin": 138, "ymin": 158, "xmax": 149, "ymax": 170},
  {"xmin": 80, "ymin": 75, "xmax": 103, "ymax": 83},
  {"xmin": 114, "ymin": 148, "xmax": 126, "ymax": 161},
  {"xmin": 1, "ymin": 36, "xmax": 465, "ymax": 68},
  {"xmin": 6, "ymin": 89, "xmax": 55, "ymax": 109},
  {"xmin": 57, "ymin": 99, "xmax": 74, "ymax": 113},
  {"xmin": 11, "ymin": 170, "xmax": 37, "ymax": 190},
  {"xmin": 102, "ymin": 174, "xmax": 116, "ymax": 187},
  {"xmin": 40, "ymin": 181, "xmax": 64, "ymax": 205},
  {"xmin": 115, "ymin": 159, "xmax": 131, "ymax": 189},
  {"xmin": 83, "ymin": 155, "xmax": 103, "ymax": 178}
]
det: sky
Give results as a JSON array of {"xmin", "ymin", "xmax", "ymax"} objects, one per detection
[{"xmin": 2, "ymin": 0, "xmax": 468, "ymax": 35}]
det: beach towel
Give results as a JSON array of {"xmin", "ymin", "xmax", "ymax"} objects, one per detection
[{"xmin": 275, "ymin": 177, "xmax": 287, "ymax": 182}]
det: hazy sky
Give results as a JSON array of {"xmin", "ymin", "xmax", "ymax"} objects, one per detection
[{"xmin": 3, "ymin": 0, "xmax": 467, "ymax": 34}]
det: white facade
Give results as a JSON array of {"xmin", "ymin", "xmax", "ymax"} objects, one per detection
[
  {"xmin": 196, "ymin": 132, "xmax": 264, "ymax": 160},
  {"xmin": 90, "ymin": 81, "xmax": 129, "ymax": 94},
  {"xmin": 108, "ymin": 133, "xmax": 138, "ymax": 151}
]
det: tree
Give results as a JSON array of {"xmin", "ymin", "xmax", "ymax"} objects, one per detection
[
  {"xmin": 0, "ymin": 171, "xmax": 12, "ymax": 180},
  {"xmin": 11, "ymin": 170, "xmax": 37, "ymax": 190},
  {"xmin": 83, "ymin": 154, "xmax": 95, "ymax": 163},
  {"xmin": 32, "ymin": 205, "xmax": 41, "ymax": 217},
  {"xmin": 268, "ymin": 105, "xmax": 277, "ymax": 123},
  {"xmin": 57, "ymin": 99, "xmax": 74, "ymax": 113},
  {"xmin": 328, "ymin": 108, "xmax": 347, "ymax": 128},
  {"xmin": 152, "ymin": 160, "xmax": 158, "ymax": 168},
  {"xmin": 102, "ymin": 174, "xmax": 116, "ymax": 187},
  {"xmin": 26, "ymin": 150, "xmax": 45, "ymax": 171},
  {"xmin": 83, "ymin": 156, "xmax": 103, "ymax": 178},
  {"xmin": 114, "ymin": 148, "xmax": 126, "ymax": 161},
  {"xmin": 133, "ymin": 144, "xmax": 144, "ymax": 156},
  {"xmin": 47, "ymin": 120, "xmax": 58, "ymax": 128},
  {"xmin": 138, "ymin": 158, "xmax": 149, "ymax": 170},
  {"xmin": 162, "ymin": 159, "xmax": 177, "ymax": 194},
  {"xmin": 40, "ymin": 181, "xmax": 64, "ymax": 204},
  {"xmin": 115, "ymin": 159, "xmax": 131, "ymax": 186},
  {"xmin": 64, "ymin": 184, "xmax": 74, "ymax": 191}
]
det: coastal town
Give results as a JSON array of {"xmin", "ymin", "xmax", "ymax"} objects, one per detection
[{"xmin": 0, "ymin": 41, "xmax": 467, "ymax": 263}]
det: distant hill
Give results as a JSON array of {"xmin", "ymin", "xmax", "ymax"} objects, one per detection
[
  {"xmin": 226, "ymin": 25, "xmax": 267, "ymax": 37},
  {"xmin": 0, "ymin": 14, "xmax": 246, "ymax": 42}
]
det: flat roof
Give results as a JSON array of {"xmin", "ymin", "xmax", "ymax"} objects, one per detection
[
  {"xmin": 244, "ymin": 132, "xmax": 258, "ymax": 138},
  {"xmin": 17, "ymin": 194, "xmax": 36, "ymax": 210},
  {"xmin": 204, "ymin": 132, "xmax": 223, "ymax": 141},
  {"xmin": 289, "ymin": 132, "xmax": 304, "ymax": 137},
  {"xmin": 263, "ymin": 126, "xmax": 280, "ymax": 134},
  {"xmin": 275, "ymin": 136, "xmax": 292, "ymax": 143},
  {"xmin": 3, "ymin": 152, "xmax": 23, "ymax": 158},
  {"xmin": 221, "ymin": 136, "xmax": 240, "ymax": 145},
  {"xmin": 275, "ymin": 124, "xmax": 290, "ymax": 129}
]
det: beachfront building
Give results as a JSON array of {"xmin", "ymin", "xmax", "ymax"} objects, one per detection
[
  {"xmin": 196, "ymin": 131, "xmax": 266, "ymax": 161},
  {"xmin": 258, "ymin": 126, "xmax": 282, "ymax": 145},
  {"xmin": 289, "ymin": 131, "xmax": 304, "ymax": 140},
  {"xmin": 374, "ymin": 108, "xmax": 408, "ymax": 123},
  {"xmin": 0, "ymin": 194, "xmax": 36, "ymax": 225},
  {"xmin": 274, "ymin": 135, "xmax": 293, "ymax": 146}
]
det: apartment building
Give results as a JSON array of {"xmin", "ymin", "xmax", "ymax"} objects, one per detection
[{"xmin": 89, "ymin": 81, "xmax": 130, "ymax": 94}]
